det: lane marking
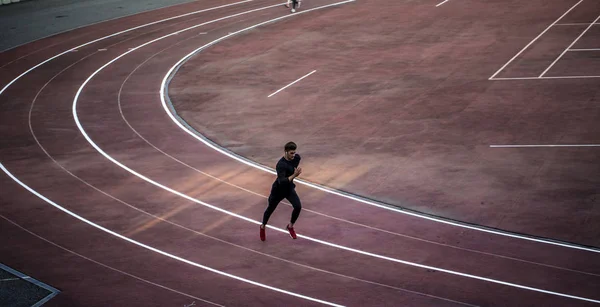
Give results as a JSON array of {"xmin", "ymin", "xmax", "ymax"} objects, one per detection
[
  {"xmin": 268, "ymin": 70, "xmax": 316, "ymax": 97},
  {"xmin": 491, "ymin": 144, "xmax": 600, "ymax": 148},
  {"xmin": 539, "ymin": 14, "xmax": 600, "ymax": 77},
  {"xmin": 554, "ymin": 23, "xmax": 600, "ymax": 26},
  {"xmin": 2, "ymin": 0, "xmax": 599, "ymax": 304},
  {"xmin": 24, "ymin": 27, "xmax": 474, "ymax": 306},
  {"xmin": 1, "ymin": 0, "xmax": 594, "ymax": 254},
  {"xmin": 107, "ymin": 23, "xmax": 600, "ymax": 281},
  {"xmin": 0, "ymin": 215, "xmax": 223, "ymax": 306},
  {"xmin": 436, "ymin": 0, "xmax": 450, "ymax": 7},
  {"xmin": 68, "ymin": 0, "xmax": 600, "ymax": 302},
  {"xmin": 161, "ymin": 1, "xmax": 600, "ymax": 255},
  {"xmin": 0, "ymin": 163, "xmax": 344, "ymax": 307},
  {"xmin": 116, "ymin": 47, "xmax": 600, "ymax": 278},
  {"xmin": 568, "ymin": 48, "xmax": 600, "ymax": 51},
  {"xmin": 490, "ymin": 75, "xmax": 600, "ymax": 80},
  {"xmin": 489, "ymin": 0, "xmax": 584, "ymax": 80}
]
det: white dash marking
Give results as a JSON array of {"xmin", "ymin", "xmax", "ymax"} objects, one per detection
[
  {"xmin": 490, "ymin": 144, "xmax": 600, "ymax": 148},
  {"xmin": 436, "ymin": 0, "xmax": 450, "ymax": 7},
  {"xmin": 268, "ymin": 70, "xmax": 316, "ymax": 97},
  {"xmin": 568, "ymin": 48, "xmax": 600, "ymax": 51}
]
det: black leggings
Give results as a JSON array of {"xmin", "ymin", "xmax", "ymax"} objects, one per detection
[
  {"xmin": 262, "ymin": 189, "xmax": 302, "ymax": 225},
  {"xmin": 292, "ymin": 0, "xmax": 299, "ymax": 9}
]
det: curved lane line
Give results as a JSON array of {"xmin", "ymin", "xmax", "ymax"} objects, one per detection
[
  {"xmin": 23, "ymin": 36, "xmax": 471, "ymax": 306},
  {"xmin": 62, "ymin": 0, "xmax": 600, "ymax": 303},
  {"xmin": 161, "ymin": 13, "xmax": 600, "ymax": 254},
  {"xmin": 118, "ymin": 48, "xmax": 600, "ymax": 277},
  {"xmin": 0, "ymin": 163, "xmax": 343, "ymax": 306},
  {"xmin": 0, "ymin": 215, "xmax": 224, "ymax": 307}
]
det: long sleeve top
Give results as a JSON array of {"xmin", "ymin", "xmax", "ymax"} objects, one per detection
[{"xmin": 272, "ymin": 154, "xmax": 301, "ymax": 192}]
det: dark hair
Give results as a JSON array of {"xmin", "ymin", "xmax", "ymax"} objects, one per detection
[{"xmin": 284, "ymin": 141, "xmax": 297, "ymax": 152}]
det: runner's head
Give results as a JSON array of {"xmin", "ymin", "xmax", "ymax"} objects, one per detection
[{"xmin": 284, "ymin": 142, "xmax": 297, "ymax": 160}]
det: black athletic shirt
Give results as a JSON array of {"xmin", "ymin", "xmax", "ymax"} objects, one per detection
[{"xmin": 273, "ymin": 154, "xmax": 301, "ymax": 191}]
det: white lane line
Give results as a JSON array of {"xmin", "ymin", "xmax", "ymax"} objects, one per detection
[
  {"xmin": 106, "ymin": 37, "xmax": 478, "ymax": 307},
  {"xmin": 490, "ymin": 75, "xmax": 600, "ymax": 80},
  {"xmin": 1, "ymin": 0, "xmax": 593, "ymax": 255},
  {"xmin": 0, "ymin": 216, "xmax": 223, "ymax": 307},
  {"xmin": 3, "ymin": 0, "xmax": 594, "ymax": 302},
  {"xmin": 116, "ymin": 45, "xmax": 600, "ymax": 279},
  {"xmin": 568, "ymin": 48, "xmax": 600, "ymax": 51},
  {"xmin": 111, "ymin": 2, "xmax": 600, "ymax": 303},
  {"xmin": 489, "ymin": 0, "xmax": 584, "ymax": 80},
  {"xmin": 0, "ymin": 164, "xmax": 343, "ymax": 307},
  {"xmin": 491, "ymin": 144, "xmax": 600, "ymax": 148},
  {"xmin": 539, "ymin": 14, "xmax": 600, "ymax": 77},
  {"xmin": 554, "ymin": 23, "xmax": 600, "ymax": 26},
  {"xmin": 1, "ymin": 3, "xmax": 344, "ymax": 306},
  {"xmin": 160, "ymin": 1, "xmax": 600, "ymax": 255},
  {"xmin": 268, "ymin": 70, "xmax": 316, "ymax": 97},
  {"xmin": 23, "ymin": 52, "xmax": 462, "ymax": 305},
  {"xmin": 113, "ymin": 30, "xmax": 600, "ymax": 281},
  {"xmin": 436, "ymin": 0, "xmax": 450, "ymax": 7},
  {"xmin": 4, "ymin": 0, "xmax": 600, "ymax": 304},
  {"xmin": 0, "ymin": 0, "xmax": 252, "ymax": 96}
]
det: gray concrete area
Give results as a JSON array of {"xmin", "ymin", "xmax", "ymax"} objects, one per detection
[{"xmin": 0, "ymin": 0, "xmax": 198, "ymax": 52}]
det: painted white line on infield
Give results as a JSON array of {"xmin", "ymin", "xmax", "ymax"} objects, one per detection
[
  {"xmin": 568, "ymin": 48, "xmax": 600, "ymax": 51},
  {"xmin": 554, "ymin": 23, "xmax": 600, "ymax": 26},
  {"xmin": 268, "ymin": 70, "xmax": 316, "ymax": 97},
  {"xmin": 0, "ymin": 0, "xmax": 252, "ymax": 96},
  {"xmin": 489, "ymin": 0, "xmax": 584, "ymax": 80},
  {"xmin": 490, "ymin": 75, "xmax": 600, "ymax": 80},
  {"xmin": 491, "ymin": 144, "xmax": 600, "ymax": 148},
  {"xmin": 436, "ymin": 0, "xmax": 450, "ymax": 7},
  {"xmin": 539, "ymin": 14, "xmax": 600, "ymax": 77}
]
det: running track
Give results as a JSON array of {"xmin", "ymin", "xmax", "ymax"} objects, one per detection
[{"xmin": 1, "ymin": 0, "xmax": 599, "ymax": 306}]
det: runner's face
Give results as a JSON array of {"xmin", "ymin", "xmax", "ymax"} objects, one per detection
[{"xmin": 286, "ymin": 150, "xmax": 295, "ymax": 160}]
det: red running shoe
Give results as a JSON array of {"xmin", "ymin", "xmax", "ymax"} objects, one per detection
[
  {"xmin": 286, "ymin": 225, "xmax": 297, "ymax": 239},
  {"xmin": 260, "ymin": 226, "xmax": 266, "ymax": 241}
]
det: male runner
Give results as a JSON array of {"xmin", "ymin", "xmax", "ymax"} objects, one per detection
[{"xmin": 260, "ymin": 142, "xmax": 302, "ymax": 241}]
